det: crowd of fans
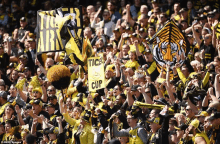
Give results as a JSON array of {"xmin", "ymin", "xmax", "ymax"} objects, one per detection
[{"xmin": 0, "ymin": 0, "xmax": 220, "ymax": 144}]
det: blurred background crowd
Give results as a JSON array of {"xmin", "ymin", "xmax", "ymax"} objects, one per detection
[{"xmin": 0, "ymin": 0, "xmax": 220, "ymax": 144}]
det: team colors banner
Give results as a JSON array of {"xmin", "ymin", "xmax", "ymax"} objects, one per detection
[
  {"xmin": 88, "ymin": 57, "xmax": 105, "ymax": 91},
  {"xmin": 36, "ymin": 7, "xmax": 84, "ymax": 65},
  {"xmin": 149, "ymin": 20, "xmax": 187, "ymax": 70},
  {"xmin": 216, "ymin": 23, "xmax": 220, "ymax": 39}
]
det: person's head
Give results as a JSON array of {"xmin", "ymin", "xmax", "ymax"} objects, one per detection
[
  {"xmin": 148, "ymin": 26, "xmax": 156, "ymax": 37},
  {"xmin": 113, "ymin": 28, "xmax": 121, "ymax": 39},
  {"xmin": 203, "ymin": 33, "xmax": 212, "ymax": 45},
  {"xmin": 186, "ymin": 119, "xmax": 200, "ymax": 136},
  {"xmin": 84, "ymin": 27, "xmax": 92, "ymax": 39},
  {"xmin": 37, "ymin": 68, "xmax": 42, "ymax": 76},
  {"xmin": 149, "ymin": 109, "xmax": 161, "ymax": 119},
  {"xmin": 134, "ymin": 0, "xmax": 141, "ymax": 6},
  {"xmin": 179, "ymin": 8, "xmax": 188, "ymax": 19},
  {"xmin": 144, "ymin": 49, "xmax": 153, "ymax": 62},
  {"xmin": 185, "ymin": 105, "xmax": 195, "ymax": 118},
  {"xmin": 4, "ymin": 104, "xmax": 14, "ymax": 116},
  {"xmin": 0, "ymin": 91, "xmax": 7, "ymax": 104},
  {"xmin": 48, "ymin": 95, "xmax": 57, "ymax": 105},
  {"xmin": 138, "ymin": 14, "xmax": 148, "ymax": 27},
  {"xmin": 116, "ymin": 93, "xmax": 126, "ymax": 106},
  {"xmin": 201, "ymin": 28, "xmax": 209, "ymax": 39},
  {"xmin": 173, "ymin": 3, "xmax": 180, "ymax": 13},
  {"xmin": 159, "ymin": 13, "xmax": 168, "ymax": 23},
  {"xmin": 196, "ymin": 111, "xmax": 208, "ymax": 123},
  {"xmin": 72, "ymin": 107, "xmax": 81, "ymax": 119},
  {"xmin": 80, "ymin": 111, "xmax": 90, "ymax": 125},
  {"xmin": 32, "ymin": 87, "xmax": 43, "ymax": 99},
  {"xmin": 87, "ymin": 5, "xmax": 95, "ymax": 16},
  {"xmin": 5, "ymin": 120, "xmax": 16, "ymax": 133},
  {"xmin": 103, "ymin": 9, "xmax": 110, "ymax": 21},
  {"xmin": 125, "ymin": 67, "xmax": 135, "ymax": 76},
  {"xmin": 105, "ymin": 65, "xmax": 114, "ymax": 79},
  {"xmin": 30, "ymin": 99, "xmax": 43, "ymax": 115},
  {"xmin": 207, "ymin": 12, "xmax": 214, "ymax": 23},
  {"xmin": 122, "ymin": 44, "xmax": 130, "ymax": 55},
  {"xmin": 113, "ymin": 85, "xmax": 122, "ymax": 96},
  {"xmin": 181, "ymin": 65, "xmax": 190, "ymax": 78},
  {"xmin": 20, "ymin": 17, "xmax": 27, "ymax": 28},
  {"xmin": 11, "ymin": 70, "xmax": 19, "ymax": 81},
  {"xmin": 46, "ymin": 104, "xmax": 55, "ymax": 115},
  {"xmin": 25, "ymin": 134, "xmax": 36, "ymax": 144},
  {"xmin": 180, "ymin": 20, "xmax": 188, "ymax": 30},
  {"xmin": 9, "ymin": 84, "xmax": 17, "ymax": 97},
  {"xmin": 140, "ymin": 5, "xmax": 148, "ymax": 15},
  {"xmin": 169, "ymin": 119, "xmax": 178, "ymax": 131},
  {"xmin": 174, "ymin": 124, "xmax": 188, "ymax": 139},
  {"xmin": 187, "ymin": 1, "xmax": 193, "ymax": 10},
  {"xmin": 208, "ymin": 112, "xmax": 220, "ymax": 127},
  {"xmin": 151, "ymin": 0, "xmax": 159, "ymax": 8},
  {"xmin": 127, "ymin": 113, "xmax": 138, "ymax": 128},
  {"xmin": 149, "ymin": 117, "xmax": 161, "ymax": 133},
  {"xmin": 0, "ymin": 122, "xmax": 5, "ymax": 135},
  {"xmin": 27, "ymin": 38, "xmax": 36, "ymax": 50},
  {"xmin": 131, "ymin": 85, "xmax": 141, "ymax": 98},
  {"xmin": 45, "ymin": 58, "xmax": 54, "ymax": 69},
  {"xmin": 24, "ymin": 67, "xmax": 31, "ymax": 78},
  {"xmin": 129, "ymin": 51, "xmax": 137, "ymax": 61},
  {"xmin": 47, "ymin": 85, "xmax": 56, "ymax": 96},
  {"xmin": 107, "ymin": 1, "xmax": 115, "ymax": 12},
  {"xmin": 66, "ymin": 97, "xmax": 72, "ymax": 110},
  {"xmin": 19, "ymin": 54, "xmax": 28, "ymax": 64}
]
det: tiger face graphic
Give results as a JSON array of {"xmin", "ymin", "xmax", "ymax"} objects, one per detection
[{"xmin": 153, "ymin": 37, "xmax": 185, "ymax": 68}]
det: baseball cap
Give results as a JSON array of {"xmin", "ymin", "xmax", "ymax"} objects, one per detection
[
  {"xmin": 174, "ymin": 124, "xmax": 188, "ymax": 131},
  {"xmin": 20, "ymin": 17, "xmax": 26, "ymax": 22},
  {"xmin": 147, "ymin": 117, "xmax": 160, "ymax": 124},
  {"xmin": 45, "ymin": 103, "xmax": 56, "ymax": 108},
  {"xmin": 154, "ymin": 98, "xmax": 169, "ymax": 105},
  {"xmin": 195, "ymin": 111, "xmax": 208, "ymax": 117},
  {"xmin": 29, "ymin": 99, "xmax": 43, "ymax": 107},
  {"xmin": 48, "ymin": 127, "xmax": 59, "ymax": 135}
]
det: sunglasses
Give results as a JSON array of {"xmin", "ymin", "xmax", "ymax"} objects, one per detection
[
  {"xmin": 33, "ymin": 91, "xmax": 39, "ymax": 94},
  {"xmin": 47, "ymin": 89, "xmax": 54, "ymax": 92},
  {"xmin": 48, "ymin": 98, "xmax": 54, "ymax": 101},
  {"xmin": 114, "ymin": 88, "xmax": 118, "ymax": 90},
  {"xmin": 185, "ymin": 109, "xmax": 192, "ymax": 111}
]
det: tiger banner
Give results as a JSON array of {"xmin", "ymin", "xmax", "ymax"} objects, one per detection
[
  {"xmin": 88, "ymin": 57, "xmax": 105, "ymax": 91},
  {"xmin": 149, "ymin": 20, "xmax": 188, "ymax": 73},
  {"xmin": 216, "ymin": 23, "xmax": 220, "ymax": 39}
]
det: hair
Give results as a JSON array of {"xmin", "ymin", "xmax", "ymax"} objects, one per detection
[
  {"xmin": 148, "ymin": 25, "xmax": 156, "ymax": 31},
  {"xmin": 9, "ymin": 70, "xmax": 19, "ymax": 82},
  {"xmin": 25, "ymin": 134, "xmax": 36, "ymax": 144}
]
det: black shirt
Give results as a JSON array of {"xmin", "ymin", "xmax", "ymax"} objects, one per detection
[{"xmin": 199, "ymin": 41, "xmax": 216, "ymax": 63}]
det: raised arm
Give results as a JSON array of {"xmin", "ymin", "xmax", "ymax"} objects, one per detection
[
  {"xmin": 214, "ymin": 74, "xmax": 220, "ymax": 99},
  {"xmin": 126, "ymin": 87, "xmax": 134, "ymax": 106},
  {"xmin": 15, "ymin": 105, "xmax": 25, "ymax": 125},
  {"xmin": 192, "ymin": 23, "xmax": 202, "ymax": 46}
]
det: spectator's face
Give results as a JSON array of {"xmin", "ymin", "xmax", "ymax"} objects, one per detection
[
  {"xmin": 27, "ymin": 41, "xmax": 36, "ymax": 49},
  {"xmin": 5, "ymin": 123, "xmax": 11, "ymax": 133},
  {"xmin": 72, "ymin": 107, "xmax": 80, "ymax": 119},
  {"xmin": 149, "ymin": 109, "xmax": 156, "ymax": 118},
  {"xmin": 201, "ymin": 30, "xmax": 208, "ymax": 39},
  {"xmin": 113, "ymin": 31, "xmax": 120, "ymax": 39},
  {"xmin": 37, "ymin": 68, "xmax": 42, "ymax": 76},
  {"xmin": 84, "ymin": 29, "xmax": 92, "ymax": 38},
  {"xmin": 148, "ymin": 28, "xmax": 155, "ymax": 37},
  {"xmin": 139, "ymin": 17, "xmax": 148, "ymax": 27},
  {"xmin": 176, "ymin": 129, "xmax": 184, "ymax": 138},
  {"xmin": 0, "ymin": 124, "xmax": 5, "ymax": 135},
  {"xmin": 87, "ymin": 6, "xmax": 94, "ymax": 16},
  {"xmin": 185, "ymin": 106, "xmax": 194, "ymax": 117},
  {"xmin": 113, "ymin": 86, "xmax": 120, "ymax": 96},
  {"xmin": 204, "ymin": 34, "xmax": 212, "ymax": 45},
  {"xmin": 48, "ymin": 133, "xmax": 56, "ymax": 141},
  {"xmin": 11, "ymin": 70, "xmax": 18, "ymax": 80},
  {"xmin": 159, "ymin": 15, "xmax": 167, "ymax": 23},
  {"xmin": 105, "ymin": 70, "xmax": 113, "ymax": 79},
  {"xmin": 187, "ymin": 1, "xmax": 193, "ymax": 9},
  {"xmin": 140, "ymin": 7, "xmax": 148, "ymax": 15},
  {"xmin": 134, "ymin": 0, "xmax": 141, "ymax": 5},
  {"xmin": 181, "ymin": 67, "xmax": 189, "ymax": 78},
  {"xmin": 24, "ymin": 69, "xmax": 31, "ymax": 78},
  {"xmin": 45, "ymin": 58, "xmax": 54, "ymax": 68},
  {"xmin": 127, "ymin": 115, "xmax": 137, "ymax": 127},
  {"xmin": 32, "ymin": 104, "xmax": 41, "ymax": 115},
  {"xmin": 33, "ymin": 91, "xmax": 42, "ymax": 99},
  {"xmin": 198, "ymin": 116, "xmax": 205, "ymax": 123},
  {"xmin": 181, "ymin": 22, "xmax": 188, "ymax": 30},
  {"xmin": 20, "ymin": 21, "xmax": 27, "ymax": 28},
  {"xmin": 174, "ymin": 4, "xmax": 180, "ymax": 13},
  {"xmin": 121, "ymin": 0, "xmax": 126, "ymax": 6},
  {"xmin": 43, "ymin": 134, "xmax": 49, "ymax": 142},
  {"xmin": 103, "ymin": 12, "xmax": 110, "ymax": 20},
  {"xmin": 132, "ymin": 90, "xmax": 140, "ymax": 97},
  {"xmin": 122, "ymin": 45, "xmax": 130, "ymax": 54},
  {"xmin": 5, "ymin": 106, "xmax": 14, "ymax": 116},
  {"xmin": 149, "ymin": 122, "xmax": 159, "ymax": 132},
  {"xmin": 129, "ymin": 52, "xmax": 136, "ymax": 61},
  {"xmin": 207, "ymin": 15, "xmax": 213, "ymax": 23},
  {"xmin": 46, "ymin": 106, "xmax": 55, "ymax": 115},
  {"xmin": 107, "ymin": 2, "xmax": 114, "ymax": 11},
  {"xmin": 9, "ymin": 85, "xmax": 17, "ymax": 96},
  {"xmin": 47, "ymin": 86, "xmax": 55, "ymax": 96},
  {"xmin": 66, "ymin": 98, "xmax": 72, "ymax": 109},
  {"xmin": 116, "ymin": 95, "xmax": 123, "ymax": 105},
  {"xmin": 144, "ymin": 52, "xmax": 153, "ymax": 62}
]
